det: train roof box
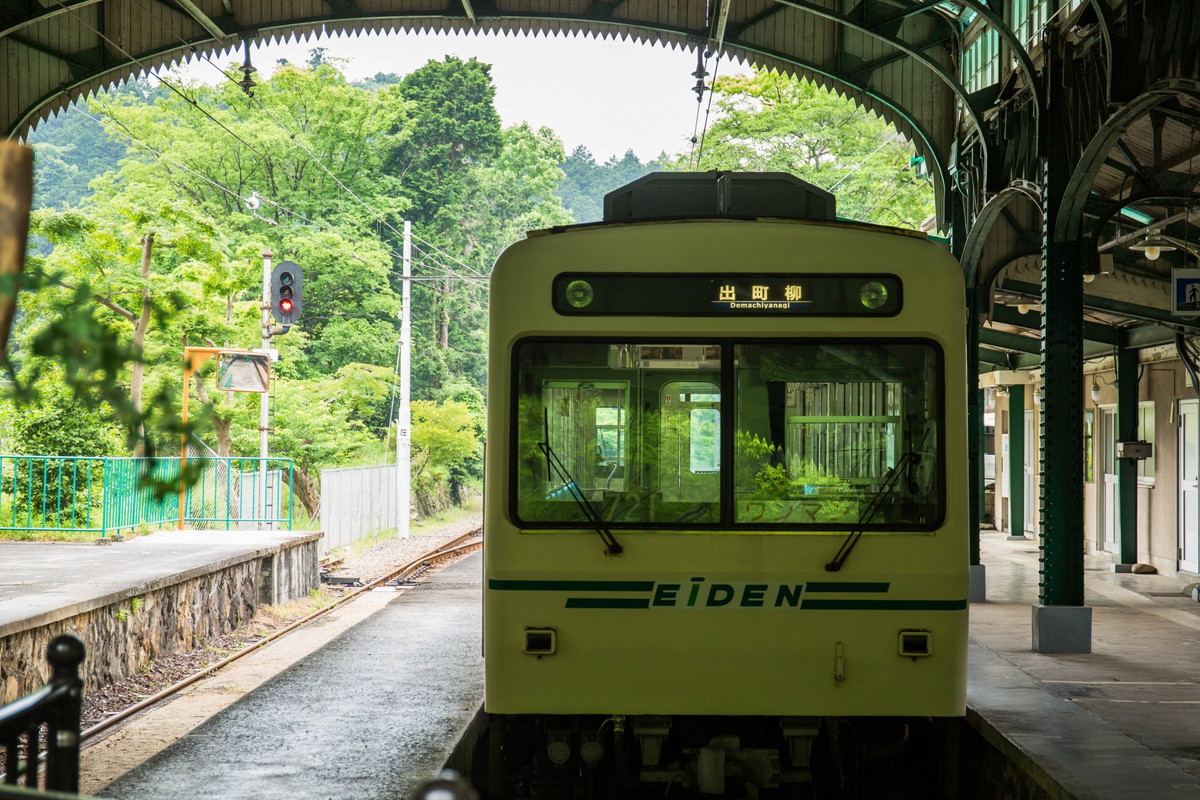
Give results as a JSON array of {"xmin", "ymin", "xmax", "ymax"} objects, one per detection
[{"xmin": 602, "ymin": 171, "xmax": 836, "ymax": 223}]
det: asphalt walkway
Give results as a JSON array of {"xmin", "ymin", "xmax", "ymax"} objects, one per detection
[{"xmin": 95, "ymin": 552, "xmax": 483, "ymax": 800}]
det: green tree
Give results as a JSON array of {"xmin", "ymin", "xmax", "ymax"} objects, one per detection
[
  {"xmin": 90, "ymin": 63, "xmax": 410, "ymax": 381},
  {"xmin": 0, "ymin": 379, "xmax": 123, "ymax": 457},
  {"xmin": 410, "ymin": 398, "xmax": 480, "ymax": 515},
  {"xmin": 230, "ymin": 375, "xmax": 376, "ymax": 518},
  {"xmin": 387, "ymin": 57, "xmax": 503, "ymax": 226},
  {"xmin": 27, "ymin": 88, "xmax": 157, "ymax": 209},
  {"xmin": 557, "ymin": 146, "xmax": 657, "ymax": 223},
  {"xmin": 681, "ymin": 70, "xmax": 935, "ymax": 228}
]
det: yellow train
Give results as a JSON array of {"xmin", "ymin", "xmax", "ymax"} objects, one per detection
[{"xmin": 481, "ymin": 172, "xmax": 967, "ymax": 798}]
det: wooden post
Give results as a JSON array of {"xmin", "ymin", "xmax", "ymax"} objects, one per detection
[{"xmin": 0, "ymin": 140, "xmax": 33, "ymax": 356}]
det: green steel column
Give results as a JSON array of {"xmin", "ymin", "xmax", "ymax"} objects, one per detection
[
  {"xmin": 966, "ymin": 287, "xmax": 983, "ymax": 567},
  {"xmin": 1008, "ymin": 386, "xmax": 1025, "ymax": 537},
  {"xmin": 1039, "ymin": 238, "xmax": 1085, "ymax": 607},
  {"xmin": 1037, "ymin": 36, "xmax": 1086, "ymax": 614},
  {"xmin": 1116, "ymin": 342, "xmax": 1138, "ymax": 565}
]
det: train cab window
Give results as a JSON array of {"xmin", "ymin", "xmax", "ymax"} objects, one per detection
[
  {"xmin": 514, "ymin": 342, "xmax": 721, "ymax": 526},
  {"xmin": 733, "ymin": 342, "xmax": 943, "ymax": 528},
  {"xmin": 512, "ymin": 339, "xmax": 942, "ymax": 531}
]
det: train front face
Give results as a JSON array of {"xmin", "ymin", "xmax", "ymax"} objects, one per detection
[{"xmin": 484, "ymin": 218, "xmax": 968, "ymax": 722}]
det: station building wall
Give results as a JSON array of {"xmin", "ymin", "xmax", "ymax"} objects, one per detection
[{"xmin": 992, "ymin": 352, "xmax": 1195, "ymax": 581}]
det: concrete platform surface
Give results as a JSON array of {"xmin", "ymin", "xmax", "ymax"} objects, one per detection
[
  {"xmin": 95, "ymin": 551, "xmax": 484, "ymax": 800},
  {"xmin": 971, "ymin": 530, "xmax": 1200, "ymax": 799},
  {"xmin": 1, "ymin": 530, "xmax": 323, "ymax": 636}
]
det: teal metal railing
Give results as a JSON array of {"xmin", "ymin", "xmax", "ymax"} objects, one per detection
[{"xmin": 0, "ymin": 456, "xmax": 294, "ymax": 537}]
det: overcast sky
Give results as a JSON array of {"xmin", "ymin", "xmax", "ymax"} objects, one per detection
[{"xmin": 181, "ymin": 31, "xmax": 747, "ymax": 162}]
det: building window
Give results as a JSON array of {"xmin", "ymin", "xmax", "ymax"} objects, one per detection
[
  {"xmin": 1137, "ymin": 403, "xmax": 1155, "ymax": 483},
  {"xmin": 1084, "ymin": 409, "xmax": 1094, "ymax": 483}
]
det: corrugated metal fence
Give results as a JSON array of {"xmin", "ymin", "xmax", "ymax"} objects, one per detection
[{"xmin": 319, "ymin": 464, "xmax": 399, "ymax": 552}]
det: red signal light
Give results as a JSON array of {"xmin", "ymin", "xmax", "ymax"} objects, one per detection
[{"xmin": 280, "ymin": 298, "xmax": 294, "ymax": 313}]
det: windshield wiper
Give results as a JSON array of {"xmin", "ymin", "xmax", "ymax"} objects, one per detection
[
  {"xmin": 539, "ymin": 412, "xmax": 623, "ymax": 556},
  {"xmin": 825, "ymin": 450, "xmax": 917, "ymax": 572}
]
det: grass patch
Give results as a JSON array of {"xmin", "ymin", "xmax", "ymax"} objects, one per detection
[
  {"xmin": 413, "ymin": 493, "xmax": 481, "ymax": 532},
  {"xmin": 0, "ymin": 528, "xmax": 101, "ymax": 543}
]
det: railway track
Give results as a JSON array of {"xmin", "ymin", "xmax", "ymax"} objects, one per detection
[{"xmin": 80, "ymin": 528, "xmax": 483, "ymax": 744}]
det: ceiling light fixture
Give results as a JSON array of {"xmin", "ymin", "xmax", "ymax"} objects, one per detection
[{"xmin": 1130, "ymin": 229, "xmax": 1176, "ymax": 261}]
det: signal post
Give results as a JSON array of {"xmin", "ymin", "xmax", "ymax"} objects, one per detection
[{"xmin": 259, "ymin": 252, "xmax": 302, "ymax": 528}]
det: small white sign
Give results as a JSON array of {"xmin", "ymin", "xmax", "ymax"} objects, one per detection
[{"xmin": 1174, "ymin": 268, "xmax": 1200, "ymax": 317}]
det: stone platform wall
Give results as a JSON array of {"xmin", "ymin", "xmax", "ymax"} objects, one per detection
[{"xmin": 0, "ymin": 533, "xmax": 321, "ymax": 704}]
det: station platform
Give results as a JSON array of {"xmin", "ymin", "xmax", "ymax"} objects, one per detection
[
  {"xmin": 970, "ymin": 530, "xmax": 1200, "ymax": 799},
  {"xmin": 8, "ymin": 529, "xmax": 1200, "ymax": 799},
  {"xmin": 0, "ymin": 530, "xmax": 320, "ymax": 636},
  {"xmin": 1, "ymin": 529, "xmax": 322, "ymax": 705},
  {"xmin": 92, "ymin": 551, "xmax": 484, "ymax": 800}
]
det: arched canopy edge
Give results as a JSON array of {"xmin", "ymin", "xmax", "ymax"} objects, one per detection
[
  {"xmin": 962, "ymin": 183, "xmax": 1043, "ymax": 291},
  {"xmin": 13, "ymin": 13, "xmax": 951, "ymax": 150},
  {"xmin": 9, "ymin": 12, "xmax": 954, "ymax": 223},
  {"xmin": 1055, "ymin": 80, "xmax": 1200, "ymax": 243}
]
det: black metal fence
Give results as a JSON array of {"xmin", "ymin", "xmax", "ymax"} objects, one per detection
[{"xmin": 0, "ymin": 635, "xmax": 84, "ymax": 796}]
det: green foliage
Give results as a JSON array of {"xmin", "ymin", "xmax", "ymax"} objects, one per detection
[
  {"xmin": 233, "ymin": 378, "xmax": 374, "ymax": 475},
  {"xmin": 673, "ymin": 70, "xmax": 936, "ymax": 228},
  {"xmin": 1, "ymin": 382, "xmax": 122, "ymax": 457},
  {"xmin": 12, "ymin": 52, "xmax": 935, "ymax": 530},
  {"xmin": 27, "ymin": 92, "xmax": 144, "ymax": 209},
  {"xmin": 410, "ymin": 398, "xmax": 481, "ymax": 514},
  {"xmin": 389, "ymin": 57, "xmax": 503, "ymax": 225},
  {"xmin": 557, "ymin": 146, "xmax": 660, "ymax": 223}
]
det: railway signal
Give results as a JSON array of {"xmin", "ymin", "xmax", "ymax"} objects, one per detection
[{"xmin": 270, "ymin": 261, "xmax": 303, "ymax": 324}]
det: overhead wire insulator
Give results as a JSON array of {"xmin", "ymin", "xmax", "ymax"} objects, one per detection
[
  {"xmin": 238, "ymin": 38, "xmax": 257, "ymax": 97},
  {"xmin": 692, "ymin": 49, "xmax": 709, "ymax": 102}
]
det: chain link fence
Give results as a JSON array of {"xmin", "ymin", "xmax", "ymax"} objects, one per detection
[{"xmin": 185, "ymin": 439, "xmax": 291, "ymax": 531}]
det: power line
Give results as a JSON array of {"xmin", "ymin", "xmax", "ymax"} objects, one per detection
[
  {"xmin": 68, "ymin": 106, "xmax": 387, "ymax": 272},
  {"xmin": 688, "ymin": 47, "xmax": 723, "ymax": 169},
  {"xmin": 124, "ymin": 0, "xmax": 421, "ymax": 255},
  {"xmin": 73, "ymin": 102, "xmax": 496, "ymax": 304},
  {"xmin": 114, "ymin": 0, "xmax": 491, "ymax": 292},
  {"xmin": 52, "ymin": 1, "xmax": 274, "ymax": 167},
  {"xmin": 78, "ymin": 109, "xmax": 488, "ymax": 296},
  {"xmin": 409, "ymin": 232, "xmax": 490, "ymax": 280},
  {"xmin": 60, "ymin": 4, "xmax": 491, "ymax": 292}
]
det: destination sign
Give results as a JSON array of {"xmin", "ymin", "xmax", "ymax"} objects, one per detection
[{"xmin": 553, "ymin": 273, "xmax": 902, "ymax": 316}]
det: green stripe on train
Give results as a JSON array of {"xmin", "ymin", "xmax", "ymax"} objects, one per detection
[{"xmin": 489, "ymin": 579, "xmax": 656, "ymax": 592}]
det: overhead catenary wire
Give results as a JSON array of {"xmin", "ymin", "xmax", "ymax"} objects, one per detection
[
  {"xmin": 70, "ymin": 111, "xmax": 482, "ymax": 321},
  {"xmin": 122, "ymin": 0, "xmax": 434, "ymax": 261},
  {"xmin": 82, "ymin": 0, "xmax": 477, "ymax": 289},
  {"xmin": 52, "ymin": 1, "xmax": 274, "ymax": 167},
  {"xmin": 409, "ymin": 232, "xmax": 491, "ymax": 280},
  {"xmin": 69, "ymin": 106, "xmax": 393, "ymax": 274},
  {"xmin": 687, "ymin": 43, "xmax": 723, "ymax": 170},
  {"xmin": 72, "ymin": 104, "xmax": 487, "ymax": 296},
  {"xmin": 60, "ymin": 7, "xmax": 491, "ymax": 307},
  {"xmin": 693, "ymin": 51, "xmax": 723, "ymax": 169}
]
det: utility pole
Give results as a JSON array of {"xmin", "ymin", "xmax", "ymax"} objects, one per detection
[
  {"xmin": 261, "ymin": 247, "xmax": 272, "ymax": 529},
  {"xmin": 398, "ymin": 222, "xmax": 412, "ymax": 539}
]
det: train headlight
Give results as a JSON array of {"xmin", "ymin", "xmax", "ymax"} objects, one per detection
[
  {"xmin": 565, "ymin": 279, "xmax": 595, "ymax": 308},
  {"xmin": 860, "ymin": 280, "xmax": 888, "ymax": 310}
]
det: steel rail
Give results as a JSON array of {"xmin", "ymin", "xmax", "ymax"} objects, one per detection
[{"xmin": 79, "ymin": 528, "xmax": 482, "ymax": 742}]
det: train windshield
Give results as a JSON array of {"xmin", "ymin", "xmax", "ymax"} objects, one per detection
[{"xmin": 512, "ymin": 340, "xmax": 943, "ymax": 530}]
